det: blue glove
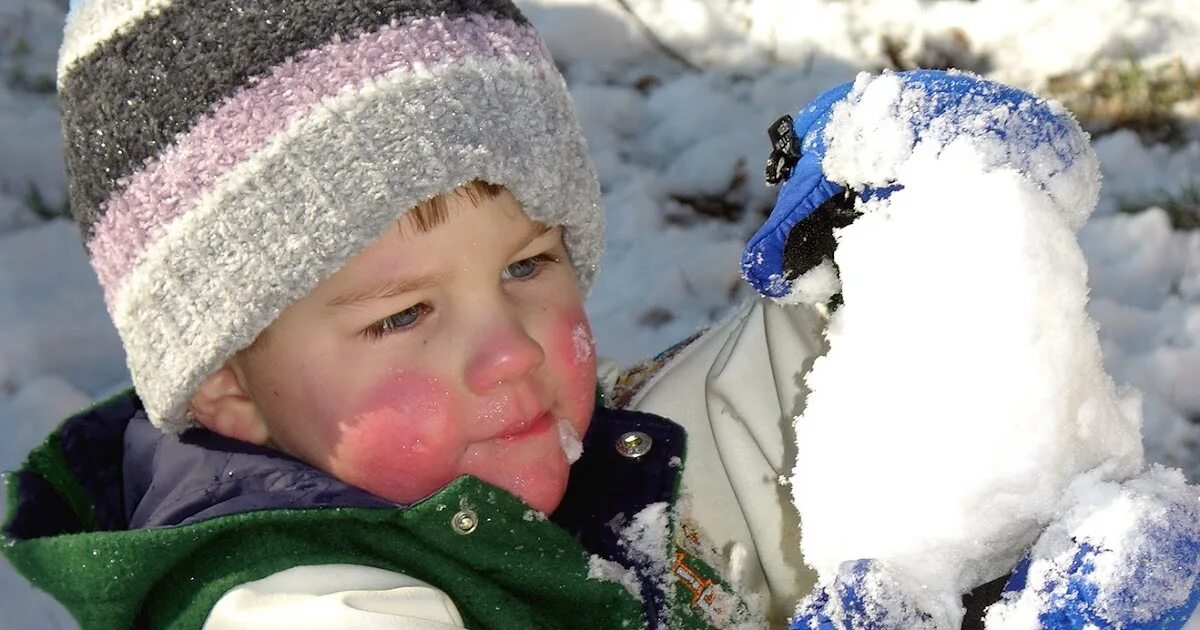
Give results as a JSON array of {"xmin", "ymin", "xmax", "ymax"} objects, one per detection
[
  {"xmin": 790, "ymin": 560, "xmax": 950, "ymax": 630},
  {"xmin": 744, "ymin": 69, "xmax": 1092, "ymax": 300},
  {"xmin": 745, "ymin": 82, "xmax": 852, "ymax": 300},
  {"xmin": 988, "ymin": 469, "xmax": 1200, "ymax": 629}
]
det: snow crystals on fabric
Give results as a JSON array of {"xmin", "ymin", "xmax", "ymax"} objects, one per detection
[
  {"xmin": 587, "ymin": 554, "xmax": 644, "ymax": 602},
  {"xmin": 618, "ymin": 503, "xmax": 672, "ymax": 578}
]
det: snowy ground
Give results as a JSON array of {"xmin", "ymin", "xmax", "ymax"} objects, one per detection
[{"xmin": 1, "ymin": 0, "xmax": 1198, "ymax": 627}]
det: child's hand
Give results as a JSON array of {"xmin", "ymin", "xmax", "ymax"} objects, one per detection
[
  {"xmin": 984, "ymin": 467, "xmax": 1200, "ymax": 629},
  {"xmin": 743, "ymin": 98, "xmax": 856, "ymax": 304},
  {"xmin": 789, "ymin": 559, "xmax": 959, "ymax": 630}
]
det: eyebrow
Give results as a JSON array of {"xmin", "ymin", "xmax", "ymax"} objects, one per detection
[
  {"xmin": 325, "ymin": 271, "xmax": 447, "ymax": 308},
  {"xmin": 326, "ymin": 223, "xmax": 556, "ymax": 309}
]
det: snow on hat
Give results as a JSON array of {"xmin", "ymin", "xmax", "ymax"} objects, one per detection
[
  {"xmin": 744, "ymin": 69, "xmax": 1099, "ymax": 299},
  {"xmin": 58, "ymin": 0, "xmax": 603, "ymax": 433}
]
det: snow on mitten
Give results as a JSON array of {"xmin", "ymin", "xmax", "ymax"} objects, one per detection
[
  {"xmin": 789, "ymin": 559, "xmax": 959, "ymax": 630},
  {"xmin": 782, "ymin": 68, "xmax": 1142, "ymax": 625},
  {"xmin": 744, "ymin": 69, "xmax": 1098, "ymax": 306},
  {"xmin": 744, "ymin": 83, "xmax": 855, "ymax": 303},
  {"xmin": 984, "ymin": 467, "xmax": 1200, "ymax": 629}
]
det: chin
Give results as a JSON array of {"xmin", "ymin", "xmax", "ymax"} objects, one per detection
[
  {"xmin": 521, "ymin": 486, "xmax": 568, "ymax": 515},
  {"xmin": 514, "ymin": 460, "xmax": 572, "ymax": 514}
]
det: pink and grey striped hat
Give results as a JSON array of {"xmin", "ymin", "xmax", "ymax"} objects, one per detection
[{"xmin": 59, "ymin": 0, "xmax": 603, "ymax": 433}]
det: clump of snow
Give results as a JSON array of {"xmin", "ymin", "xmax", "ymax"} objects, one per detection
[
  {"xmin": 822, "ymin": 74, "xmax": 917, "ymax": 189},
  {"xmin": 792, "ymin": 73, "xmax": 1144, "ymax": 605},
  {"xmin": 557, "ymin": 418, "xmax": 584, "ymax": 464},
  {"xmin": 791, "ymin": 559, "xmax": 953, "ymax": 630},
  {"xmin": 522, "ymin": 508, "xmax": 548, "ymax": 522},
  {"xmin": 779, "ymin": 259, "xmax": 840, "ymax": 307},
  {"xmin": 586, "ymin": 554, "xmax": 644, "ymax": 601},
  {"xmin": 1081, "ymin": 206, "xmax": 1186, "ymax": 309},
  {"xmin": 984, "ymin": 466, "xmax": 1200, "ymax": 628},
  {"xmin": 617, "ymin": 502, "xmax": 672, "ymax": 568},
  {"xmin": 823, "ymin": 72, "xmax": 1100, "ymax": 229}
]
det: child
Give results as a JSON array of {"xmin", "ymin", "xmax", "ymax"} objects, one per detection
[{"xmin": 3, "ymin": 0, "xmax": 793, "ymax": 628}]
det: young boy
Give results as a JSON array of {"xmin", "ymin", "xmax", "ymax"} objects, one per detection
[{"xmin": 3, "ymin": 0, "xmax": 798, "ymax": 628}]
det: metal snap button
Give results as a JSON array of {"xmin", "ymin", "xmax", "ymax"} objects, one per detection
[
  {"xmin": 615, "ymin": 431, "xmax": 652, "ymax": 459},
  {"xmin": 451, "ymin": 508, "xmax": 478, "ymax": 535}
]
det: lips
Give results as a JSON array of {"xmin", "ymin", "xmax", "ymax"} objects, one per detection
[{"xmin": 494, "ymin": 411, "xmax": 555, "ymax": 442}]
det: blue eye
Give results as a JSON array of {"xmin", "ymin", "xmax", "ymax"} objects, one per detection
[
  {"xmin": 503, "ymin": 254, "xmax": 556, "ymax": 280},
  {"xmin": 365, "ymin": 304, "xmax": 427, "ymax": 339},
  {"xmin": 504, "ymin": 257, "xmax": 539, "ymax": 279}
]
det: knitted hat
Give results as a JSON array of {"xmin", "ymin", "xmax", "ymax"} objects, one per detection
[{"xmin": 58, "ymin": 0, "xmax": 604, "ymax": 433}]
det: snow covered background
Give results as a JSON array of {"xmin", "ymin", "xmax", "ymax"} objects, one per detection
[{"xmin": 1, "ymin": 0, "xmax": 1198, "ymax": 626}]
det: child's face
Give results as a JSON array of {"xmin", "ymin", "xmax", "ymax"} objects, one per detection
[{"xmin": 230, "ymin": 190, "xmax": 597, "ymax": 514}]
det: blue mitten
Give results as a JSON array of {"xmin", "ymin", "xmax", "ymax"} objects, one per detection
[
  {"xmin": 745, "ymin": 83, "xmax": 852, "ymax": 300},
  {"xmin": 790, "ymin": 559, "xmax": 954, "ymax": 630},
  {"xmin": 744, "ymin": 69, "xmax": 1093, "ymax": 301},
  {"xmin": 984, "ymin": 467, "xmax": 1200, "ymax": 629}
]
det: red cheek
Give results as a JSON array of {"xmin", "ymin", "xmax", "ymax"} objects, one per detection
[
  {"xmin": 331, "ymin": 371, "xmax": 465, "ymax": 504},
  {"xmin": 550, "ymin": 308, "xmax": 597, "ymax": 419},
  {"xmin": 359, "ymin": 370, "xmax": 449, "ymax": 428}
]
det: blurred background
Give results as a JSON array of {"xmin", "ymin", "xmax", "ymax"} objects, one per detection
[{"xmin": 1, "ymin": 0, "xmax": 1198, "ymax": 626}]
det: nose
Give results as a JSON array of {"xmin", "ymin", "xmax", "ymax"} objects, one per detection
[{"xmin": 464, "ymin": 317, "xmax": 545, "ymax": 393}]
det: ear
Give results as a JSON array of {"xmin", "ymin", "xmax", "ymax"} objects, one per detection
[{"xmin": 189, "ymin": 362, "xmax": 270, "ymax": 445}]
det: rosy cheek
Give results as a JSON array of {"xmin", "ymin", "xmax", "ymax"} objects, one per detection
[
  {"xmin": 331, "ymin": 371, "xmax": 464, "ymax": 504},
  {"xmin": 550, "ymin": 308, "xmax": 597, "ymax": 423}
]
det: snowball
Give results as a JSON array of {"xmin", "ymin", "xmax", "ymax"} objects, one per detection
[{"xmin": 792, "ymin": 91, "xmax": 1144, "ymax": 605}]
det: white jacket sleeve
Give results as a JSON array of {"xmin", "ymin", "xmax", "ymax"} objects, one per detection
[
  {"xmin": 203, "ymin": 564, "xmax": 466, "ymax": 629},
  {"xmin": 624, "ymin": 298, "xmax": 827, "ymax": 625}
]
